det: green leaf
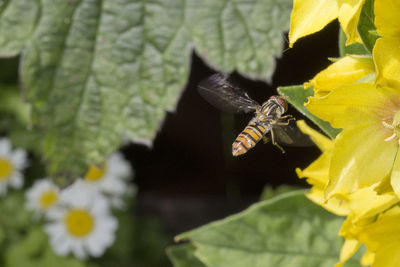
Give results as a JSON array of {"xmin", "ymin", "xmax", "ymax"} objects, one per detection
[
  {"xmin": 357, "ymin": 0, "xmax": 378, "ymax": 54},
  {"xmin": 167, "ymin": 244, "xmax": 206, "ymax": 267},
  {"xmin": 278, "ymin": 85, "xmax": 341, "ymax": 139},
  {"xmin": 7, "ymin": 227, "xmax": 47, "ymax": 260},
  {"xmin": 187, "ymin": 0, "xmax": 292, "ymax": 80},
  {"xmin": 338, "ymin": 0, "xmax": 377, "ymax": 57},
  {"xmin": 0, "ymin": 192, "xmax": 32, "ymax": 233},
  {"xmin": 0, "ymin": 84, "xmax": 29, "ymax": 125},
  {"xmin": 0, "ymin": 83, "xmax": 43, "ymax": 154},
  {"xmin": 173, "ymin": 191, "xmax": 360, "ymax": 267},
  {"xmin": 0, "ymin": 0, "xmax": 40, "ymax": 56},
  {"xmin": 338, "ymin": 29, "xmax": 369, "ymax": 57},
  {"xmin": 5, "ymin": 227, "xmax": 87, "ymax": 267},
  {"xmin": 0, "ymin": 0, "xmax": 293, "ymax": 176},
  {"xmin": 41, "ymin": 246, "xmax": 89, "ymax": 267},
  {"xmin": 260, "ymin": 185, "xmax": 300, "ymax": 201}
]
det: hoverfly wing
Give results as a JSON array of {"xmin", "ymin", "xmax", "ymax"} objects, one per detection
[
  {"xmin": 272, "ymin": 121, "xmax": 314, "ymax": 147},
  {"xmin": 198, "ymin": 73, "xmax": 260, "ymax": 113}
]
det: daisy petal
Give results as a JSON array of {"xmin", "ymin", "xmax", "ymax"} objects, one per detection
[
  {"xmin": 52, "ymin": 236, "xmax": 74, "ymax": 256},
  {"xmin": 86, "ymin": 235, "xmax": 105, "ymax": 257},
  {"xmin": 71, "ymin": 241, "xmax": 87, "ymax": 260},
  {"xmin": 0, "ymin": 138, "xmax": 12, "ymax": 156},
  {"xmin": 9, "ymin": 173, "xmax": 23, "ymax": 189},
  {"xmin": 10, "ymin": 149, "xmax": 27, "ymax": 169}
]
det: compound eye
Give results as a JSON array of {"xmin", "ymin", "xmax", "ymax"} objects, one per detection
[{"xmin": 269, "ymin": 96, "xmax": 288, "ymax": 112}]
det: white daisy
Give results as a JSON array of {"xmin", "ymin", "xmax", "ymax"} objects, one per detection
[
  {"xmin": 45, "ymin": 180, "xmax": 118, "ymax": 259},
  {"xmin": 25, "ymin": 178, "xmax": 60, "ymax": 214},
  {"xmin": 0, "ymin": 138, "xmax": 28, "ymax": 195},
  {"xmin": 83, "ymin": 152, "xmax": 136, "ymax": 209}
]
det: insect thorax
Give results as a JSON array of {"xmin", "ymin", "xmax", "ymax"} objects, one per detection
[{"xmin": 256, "ymin": 99, "xmax": 286, "ymax": 123}]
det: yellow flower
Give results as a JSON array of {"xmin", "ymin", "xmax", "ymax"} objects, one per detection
[
  {"xmin": 336, "ymin": 187, "xmax": 398, "ymax": 266},
  {"xmin": 344, "ymin": 186, "xmax": 398, "ymax": 225},
  {"xmin": 354, "ymin": 206, "xmax": 400, "ymax": 267},
  {"xmin": 373, "ymin": 0, "xmax": 400, "ymax": 89},
  {"xmin": 305, "ymin": 56, "xmax": 375, "ymax": 97},
  {"xmin": 297, "ymin": 121, "xmax": 399, "ymax": 267},
  {"xmin": 289, "ymin": 0, "xmax": 365, "ymax": 47},
  {"xmin": 306, "ymin": 83, "xmax": 400, "ymax": 198},
  {"xmin": 296, "ymin": 120, "xmax": 349, "ymax": 216},
  {"xmin": 296, "ymin": 120, "xmax": 398, "ymax": 217}
]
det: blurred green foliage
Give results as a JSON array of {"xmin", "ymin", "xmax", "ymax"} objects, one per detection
[{"xmin": 0, "ymin": 190, "xmax": 170, "ymax": 267}]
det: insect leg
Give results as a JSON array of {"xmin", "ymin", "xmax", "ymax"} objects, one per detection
[
  {"xmin": 280, "ymin": 115, "xmax": 293, "ymax": 119},
  {"xmin": 262, "ymin": 136, "xmax": 270, "ymax": 144},
  {"xmin": 270, "ymin": 128, "xmax": 286, "ymax": 153},
  {"xmin": 275, "ymin": 116, "xmax": 295, "ymax": 126}
]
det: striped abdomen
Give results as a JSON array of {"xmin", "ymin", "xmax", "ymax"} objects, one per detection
[{"xmin": 232, "ymin": 120, "xmax": 268, "ymax": 156}]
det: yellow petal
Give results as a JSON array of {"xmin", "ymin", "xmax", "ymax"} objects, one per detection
[
  {"xmin": 296, "ymin": 120, "xmax": 333, "ymax": 151},
  {"xmin": 373, "ymin": 37, "xmax": 400, "ymax": 90},
  {"xmin": 289, "ymin": 0, "xmax": 338, "ymax": 47},
  {"xmin": 308, "ymin": 56, "xmax": 375, "ymax": 97},
  {"xmin": 356, "ymin": 206, "xmax": 400, "ymax": 267},
  {"xmin": 337, "ymin": 0, "xmax": 365, "ymax": 45},
  {"xmin": 306, "ymin": 187, "xmax": 349, "ymax": 216},
  {"xmin": 372, "ymin": 245, "xmax": 400, "ymax": 267},
  {"xmin": 306, "ymin": 83, "xmax": 399, "ymax": 129},
  {"xmin": 375, "ymin": 0, "xmax": 400, "ymax": 38},
  {"xmin": 334, "ymin": 238, "xmax": 361, "ymax": 267},
  {"xmin": 346, "ymin": 186, "xmax": 399, "ymax": 224},
  {"xmin": 390, "ymin": 149, "xmax": 400, "ymax": 198},
  {"xmin": 360, "ymin": 250, "xmax": 375, "ymax": 266},
  {"xmin": 356, "ymin": 206, "xmax": 400, "ymax": 251},
  {"xmin": 327, "ymin": 122, "xmax": 398, "ymax": 198},
  {"xmin": 339, "ymin": 216, "xmax": 357, "ymax": 238},
  {"xmin": 296, "ymin": 152, "xmax": 330, "ymax": 188}
]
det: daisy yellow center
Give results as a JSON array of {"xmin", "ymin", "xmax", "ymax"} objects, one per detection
[
  {"xmin": 39, "ymin": 190, "xmax": 58, "ymax": 209},
  {"xmin": 0, "ymin": 157, "xmax": 13, "ymax": 180},
  {"xmin": 84, "ymin": 164, "xmax": 106, "ymax": 182},
  {"xmin": 64, "ymin": 209, "xmax": 94, "ymax": 237}
]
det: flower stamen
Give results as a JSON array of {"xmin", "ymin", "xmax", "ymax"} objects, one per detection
[
  {"xmin": 39, "ymin": 190, "xmax": 59, "ymax": 209},
  {"xmin": 382, "ymin": 121, "xmax": 394, "ymax": 129},
  {"xmin": 84, "ymin": 164, "xmax": 106, "ymax": 182},
  {"xmin": 64, "ymin": 209, "xmax": 94, "ymax": 237},
  {"xmin": 385, "ymin": 133, "xmax": 397, "ymax": 142},
  {"xmin": 0, "ymin": 157, "xmax": 13, "ymax": 180},
  {"xmin": 382, "ymin": 113, "xmax": 400, "ymax": 144}
]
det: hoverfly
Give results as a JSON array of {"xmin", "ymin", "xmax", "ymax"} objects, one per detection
[{"xmin": 198, "ymin": 73, "xmax": 311, "ymax": 156}]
